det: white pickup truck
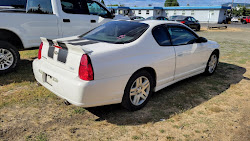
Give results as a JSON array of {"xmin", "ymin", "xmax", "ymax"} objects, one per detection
[{"xmin": 0, "ymin": 0, "xmax": 117, "ymax": 73}]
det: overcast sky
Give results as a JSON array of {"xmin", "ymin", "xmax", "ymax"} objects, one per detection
[{"xmin": 104, "ymin": 0, "xmax": 250, "ymax": 7}]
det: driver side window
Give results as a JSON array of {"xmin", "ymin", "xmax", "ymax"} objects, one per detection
[
  {"xmin": 87, "ymin": 1, "xmax": 108, "ymax": 17},
  {"xmin": 168, "ymin": 26, "xmax": 197, "ymax": 46}
]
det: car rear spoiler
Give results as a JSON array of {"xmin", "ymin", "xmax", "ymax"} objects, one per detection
[{"xmin": 40, "ymin": 37, "xmax": 93, "ymax": 54}]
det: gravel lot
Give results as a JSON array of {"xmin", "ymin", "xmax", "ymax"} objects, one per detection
[{"xmin": 201, "ymin": 22, "xmax": 250, "ymax": 29}]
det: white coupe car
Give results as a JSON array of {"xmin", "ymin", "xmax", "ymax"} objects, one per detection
[{"xmin": 33, "ymin": 20, "xmax": 220, "ymax": 111}]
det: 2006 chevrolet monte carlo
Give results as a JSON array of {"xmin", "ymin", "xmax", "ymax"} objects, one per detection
[{"xmin": 33, "ymin": 20, "xmax": 220, "ymax": 111}]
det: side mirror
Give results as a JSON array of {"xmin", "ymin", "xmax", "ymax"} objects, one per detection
[
  {"xmin": 196, "ymin": 37, "xmax": 207, "ymax": 43},
  {"xmin": 196, "ymin": 20, "xmax": 199, "ymax": 22}
]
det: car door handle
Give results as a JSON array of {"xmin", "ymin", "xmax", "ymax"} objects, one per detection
[
  {"xmin": 91, "ymin": 20, "xmax": 96, "ymax": 23},
  {"xmin": 63, "ymin": 19, "xmax": 70, "ymax": 23}
]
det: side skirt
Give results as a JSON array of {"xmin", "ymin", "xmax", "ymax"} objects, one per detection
[{"xmin": 154, "ymin": 69, "xmax": 204, "ymax": 92}]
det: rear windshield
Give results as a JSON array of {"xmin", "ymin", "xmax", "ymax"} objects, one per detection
[
  {"xmin": 82, "ymin": 21, "xmax": 149, "ymax": 44},
  {"xmin": 0, "ymin": 0, "xmax": 27, "ymax": 8}
]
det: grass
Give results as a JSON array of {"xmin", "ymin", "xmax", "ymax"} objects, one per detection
[
  {"xmin": 160, "ymin": 129, "xmax": 165, "ymax": 133},
  {"xmin": 132, "ymin": 135, "xmax": 141, "ymax": 140},
  {"xmin": 26, "ymin": 132, "xmax": 48, "ymax": 141},
  {"xmin": 1, "ymin": 28, "xmax": 250, "ymax": 140},
  {"xmin": 73, "ymin": 107, "xmax": 86, "ymax": 114}
]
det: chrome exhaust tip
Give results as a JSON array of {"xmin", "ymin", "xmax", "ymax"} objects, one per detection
[{"xmin": 64, "ymin": 100, "xmax": 71, "ymax": 106}]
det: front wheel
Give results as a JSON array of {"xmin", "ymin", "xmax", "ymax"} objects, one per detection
[
  {"xmin": 0, "ymin": 41, "xmax": 20, "ymax": 74},
  {"xmin": 196, "ymin": 25, "xmax": 201, "ymax": 31},
  {"xmin": 204, "ymin": 52, "xmax": 218, "ymax": 75},
  {"xmin": 121, "ymin": 70, "xmax": 153, "ymax": 111}
]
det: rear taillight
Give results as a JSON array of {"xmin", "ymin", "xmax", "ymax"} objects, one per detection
[
  {"xmin": 181, "ymin": 21, "xmax": 185, "ymax": 24},
  {"xmin": 38, "ymin": 42, "xmax": 43, "ymax": 60},
  {"xmin": 79, "ymin": 54, "xmax": 94, "ymax": 81}
]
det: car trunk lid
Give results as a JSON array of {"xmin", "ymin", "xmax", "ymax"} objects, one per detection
[{"xmin": 40, "ymin": 37, "xmax": 93, "ymax": 74}]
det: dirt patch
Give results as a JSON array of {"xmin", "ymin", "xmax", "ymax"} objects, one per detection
[{"xmin": 201, "ymin": 27, "xmax": 243, "ymax": 32}]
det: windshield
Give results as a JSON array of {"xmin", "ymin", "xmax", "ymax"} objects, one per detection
[
  {"xmin": 0, "ymin": 0, "xmax": 27, "ymax": 8},
  {"xmin": 82, "ymin": 21, "xmax": 149, "ymax": 44}
]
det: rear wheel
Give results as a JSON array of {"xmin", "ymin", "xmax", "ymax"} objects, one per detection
[
  {"xmin": 122, "ymin": 70, "xmax": 153, "ymax": 111},
  {"xmin": 204, "ymin": 52, "xmax": 218, "ymax": 75},
  {"xmin": 242, "ymin": 20, "xmax": 247, "ymax": 24},
  {"xmin": 0, "ymin": 41, "xmax": 20, "ymax": 74}
]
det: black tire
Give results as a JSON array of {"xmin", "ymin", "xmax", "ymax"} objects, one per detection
[
  {"xmin": 0, "ymin": 41, "xmax": 20, "ymax": 74},
  {"xmin": 196, "ymin": 25, "xmax": 201, "ymax": 31},
  {"xmin": 204, "ymin": 51, "xmax": 219, "ymax": 76},
  {"xmin": 242, "ymin": 21, "xmax": 247, "ymax": 24},
  {"xmin": 121, "ymin": 70, "xmax": 154, "ymax": 111}
]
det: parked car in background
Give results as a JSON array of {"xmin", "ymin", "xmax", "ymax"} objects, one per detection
[
  {"xmin": 130, "ymin": 16, "xmax": 145, "ymax": 20},
  {"xmin": 231, "ymin": 17, "xmax": 240, "ymax": 22},
  {"xmin": 0, "ymin": 0, "xmax": 118, "ymax": 74},
  {"xmin": 169, "ymin": 15, "xmax": 178, "ymax": 21},
  {"xmin": 169, "ymin": 15, "xmax": 200, "ymax": 31},
  {"xmin": 146, "ymin": 16, "xmax": 168, "ymax": 20},
  {"xmin": 33, "ymin": 20, "xmax": 220, "ymax": 111},
  {"xmin": 241, "ymin": 16, "xmax": 250, "ymax": 24}
]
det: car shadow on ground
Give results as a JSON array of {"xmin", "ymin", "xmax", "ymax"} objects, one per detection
[
  {"xmin": 0, "ymin": 59, "xmax": 36, "ymax": 86},
  {"xmin": 86, "ymin": 62, "xmax": 247, "ymax": 125}
]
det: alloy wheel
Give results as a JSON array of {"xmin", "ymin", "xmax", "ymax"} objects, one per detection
[
  {"xmin": 129, "ymin": 76, "xmax": 150, "ymax": 106},
  {"xmin": 208, "ymin": 54, "xmax": 217, "ymax": 73},
  {"xmin": 0, "ymin": 48, "xmax": 14, "ymax": 71}
]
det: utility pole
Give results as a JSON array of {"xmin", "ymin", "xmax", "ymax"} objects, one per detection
[
  {"xmin": 230, "ymin": 0, "xmax": 234, "ymax": 17},
  {"xmin": 231, "ymin": 0, "xmax": 234, "ymax": 9}
]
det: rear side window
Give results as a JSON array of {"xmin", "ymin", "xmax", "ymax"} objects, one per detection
[
  {"xmin": 191, "ymin": 17, "xmax": 197, "ymax": 22},
  {"xmin": 152, "ymin": 25, "xmax": 171, "ymax": 46},
  {"xmin": 61, "ymin": 0, "xmax": 89, "ymax": 14},
  {"xmin": 168, "ymin": 26, "xmax": 197, "ymax": 46},
  {"xmin": 26, "ymin": 0, "xmax": 53, "ymax": 14}
]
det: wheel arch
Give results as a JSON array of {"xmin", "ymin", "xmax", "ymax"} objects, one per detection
[
  {"xmin": 213, "ymin": 49, "xmax": 220, "ymax": 59},
  {"xmin": 0, "ymin": 29, "xmax": 24, "ymax": 50},
  {"xmin": 131, "ymin": 67, "xmax": 157, "ymax": 89}
]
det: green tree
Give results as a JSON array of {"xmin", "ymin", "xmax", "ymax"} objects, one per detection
[
  {"xmin": 164, "ymin": 0, "xmax": 179, "ymax": 7},
  {"xmin": 107, "ymin": 4, "xmax": 119, "ymax": 6},
  {"xmin": 232, "ymin": 6, "xmax": 250, "ymax": 16},
  {"xmin": 101, "ymin": 0, "xmax": 105, "ymax": 5},
  {"xmin": 246, "ymin": 9, "xmax": 250, "ymax": 16}
]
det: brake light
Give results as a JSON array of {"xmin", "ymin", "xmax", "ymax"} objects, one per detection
[
  {"xmin": 181, "ymin": 21, "xmax": 185, "ymax": 24},
  {"xmin": 38, "ymin": 42, "xmax": 43, "ymax": 59},
  {"xmin": 79, "ymin": 54, "xmax": 94, "ymax": 81}
]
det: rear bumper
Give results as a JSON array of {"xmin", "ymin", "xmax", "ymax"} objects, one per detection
[{"xmin": 33, "ymin": 59, "xmax": 130, "ymax": 107}]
